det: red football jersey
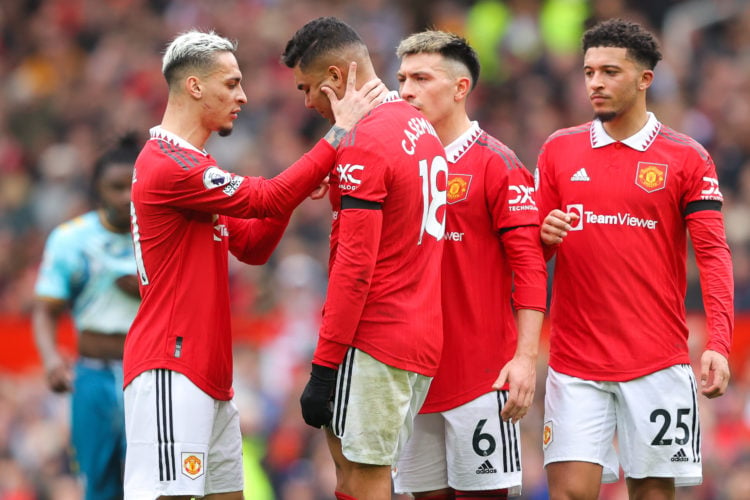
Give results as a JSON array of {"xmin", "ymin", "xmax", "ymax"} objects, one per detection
[
  {"xmin": 536, "ymin": 113, "xmax": 732, "ymax": 381},
  {"xmin": 420, "ymin": 122, "xmax": 547, "ymax": 413},
  {"xmin": 313, "ymin": 93, "xmax": 447, "ymax": 376},
  {"xmin": 125, "ymin": 127, "xmax": 335, "ymax": 400}
]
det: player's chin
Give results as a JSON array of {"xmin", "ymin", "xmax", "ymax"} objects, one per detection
[{"xmin": 218, "ymin": 125, "xmax": 234, "ymax": 137}]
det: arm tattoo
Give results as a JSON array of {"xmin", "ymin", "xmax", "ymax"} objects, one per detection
[{"xmin": 324, "ymin": 125, "xmax": 347, "ymax": 148}]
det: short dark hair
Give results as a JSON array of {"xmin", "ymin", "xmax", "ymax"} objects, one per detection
[
  {"xmin": 281, "ymin": 16, "xmax": 366, "ymax": 70},
  {"xmin": 91, "ymin": 132, "xmax": 141, "ymax": 200},
  {"xmin": 582, "ymin": 19, "xmax": 662, "ymax": 70},
  {"xmin": 397, "ymin": 30, "xmax": 481, "ymax": 90}
]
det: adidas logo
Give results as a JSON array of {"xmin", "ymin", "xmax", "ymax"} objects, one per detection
[
  {"xmin": 570, "ymin": 168, "xmax": 590, "ymax": 181},
  {"xmin": 671, "ymin": 449, "xmax": 689, "ymax": 462},
  {"xmin": 475, "ymin": 459, "xmax": 497, "ymax": 474}
]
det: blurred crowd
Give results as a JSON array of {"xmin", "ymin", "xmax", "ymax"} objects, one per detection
[{"xmin": 0, "ymin": 0, "xmax": 749, "ymax": 498}]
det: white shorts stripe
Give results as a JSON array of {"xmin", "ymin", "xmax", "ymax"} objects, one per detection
[
  {"xmin": 687, "ymin": 368, "xmax": 700, "ymax": 463},
  {"xmin": 333, "ymin": 348, "xmax": 356, "ymax": 436},
  {"xmin": 497, "ymin": 391, "xmax": 521, "ymax": 473},
  {"xmin": 156, "ymin": 369, "xmax": 176, "ymax": 481}
]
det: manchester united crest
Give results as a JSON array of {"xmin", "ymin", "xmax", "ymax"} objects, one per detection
[
  {"xmin": 182, "ymin": 452, "xmax": 204, "ymax": 479},
  {"xmin": 635, "ymin": 162, "xmax": 667, "ymax": 193},
  {"xmin": 447, "ymin": 174, "xmax": 472, "ymax": 204},
  {"xmin": 543, "ymin": 421, "xmax": 553, "ymax": 449}
]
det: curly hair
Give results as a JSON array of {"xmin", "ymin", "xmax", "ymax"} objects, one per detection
[
  {"xmin": 281, "ymin": 16, "xmax": 366, "ymax": 70},
  {"xmin": 582, "ymin": 19, "xmax": 662, "ymax": 70}
]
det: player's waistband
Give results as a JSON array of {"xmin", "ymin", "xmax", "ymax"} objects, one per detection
[{"xmin": 77, "ymin": 356, "xmax": 123, "ymax": 371}]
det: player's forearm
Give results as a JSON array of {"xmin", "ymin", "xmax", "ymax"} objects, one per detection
[
  {"xmin": 229, "ymin": 216, "xmax": 290, "ymax": 265},
  {"xmin": 31, "ymin": 301, "xmax": 64, "ymax": 368},
  {"xmin": 247, "ymin": 140, "xmax": 335, "ymax": 217},
  {"xmin": 502, "ymin": 225, "xmax": 548, "ymax": 311},
  {"xmin": 314, "ymin": 208, "xmax": 381, "ymax": 367},
  {"xmin": 514, "ymin": 308, "xmax": 543, "ymax": 361},
  {"xmin": 687, "ymin": 213, "xmax": 734, "ymax": 357}
]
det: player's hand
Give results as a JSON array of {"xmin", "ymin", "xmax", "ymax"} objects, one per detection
[
  {"xmin": 700, "ymin": 349, "xmax": 730, "ymax": 398},
  {"xmin": 300, "ymin": 363, "xmax": 337, "ymax": 428},
  {"xmin": 310, "ymin": 175, "xmax": 330, "ymax": 200},
  {"xmin": 541, "ymin": 209, "xmax": 579, "ymax": 246},
  {"xmin": 324, "ymin": 61, "xmax": 387, "ymax": 132},
  {"xmin": 45, "ymin": 359, "xmax": 73, "ymax": 393},
  {"xmin": 493, "ymin": 354, "xmax": 536, "ymax": 423}
]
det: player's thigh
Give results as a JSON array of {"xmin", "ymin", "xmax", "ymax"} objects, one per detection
[
  {"xmin": 543, "ymin": 368, "xmax": 619, "ymax": 483},
  {"xmin": 615, "ymin": 364, "xmax": 701, "ymax": 487},
  {"xmin": 443, "ymin": 391, "xmax": 522, "ymax": 495},
  {"xmin": 332, "ymin": 348, "xmax": 431, "ymax": 466},
  {"xmin": 123, "ymin": 369, "xmax": 242, "ymax": 499},
  {"xmin": 393, "ymin": 412, "xmax": 448, "ymax": 494}
]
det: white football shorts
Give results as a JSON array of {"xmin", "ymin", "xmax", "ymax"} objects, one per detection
[
  {"xmin": 543, "ymin": 364, "xmax": 702, "ymax": 486},
  {"xmin": 393, "ymin": 391, "xmax": 522, "ymax": 495},
  {"xmin": 123, "ymin": 369, "xmax": 244, "ymax": 500},
  {"xmin": 331, "ymin": 348, "xmax": 432, "ymax": 466}
]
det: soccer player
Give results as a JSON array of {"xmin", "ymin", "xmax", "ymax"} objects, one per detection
[
  {"xmin": 536, "ymin": 19, "xmax": 733, "ymax": 500},
  {"xmin": 282, "ymin": 17, "xmax": 448, "ymax": 500},
  {"xmin": 392, "ymin": 31, "xmax": 548, "ymax": 500},
  {"xmin": 32, "ymin": 134, "xmax": 142, "ymax": 500},
  {"xmin": 123, "ymin": 29, "xmax": 385, "ymax": 500}
]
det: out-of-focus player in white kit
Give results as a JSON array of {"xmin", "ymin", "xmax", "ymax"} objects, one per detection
[
  {"xmin": 536, "ymin": 19, "xmax": 734, "ymax": 500},
  {"xmin": 392, "ymin": 31, "xmax": 547, "ymax": 500}
]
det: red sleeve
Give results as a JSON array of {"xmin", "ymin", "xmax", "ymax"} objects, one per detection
[
  {"xmin": 154, "ymin": 139, "xmax": 335, "ymax": 219},
  {"xmin": 313, "ymin": 208, "xmax": 382, "ymax": 368},
  {"xmin": 241, "ymin": 139, "xmax": 335, "ymax": 218},
  {"xmin": 534, "ymin": 142, "xmax": 561, "ymax": 262},
  {"xmin": 227, "ymin": 215, "xmax": 290, "ymax": 265},
  {"xmin": 686, "ymin": 211, "xmax": 733, "ymax": 358},
  {"xmin": 501, "ymin": 225, "xmax": 548, "ymax": 312}
]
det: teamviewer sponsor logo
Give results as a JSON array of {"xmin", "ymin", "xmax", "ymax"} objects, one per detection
[
  {"xmin": 565, "ymin": 204, "xmax": 658, "ymax": 231},
  {"xmin": 671, "ymin": 449, "xmax": 689, "ymax": 462},
  {"xmin": 476, "ymin": 459, "xmax": 497, "ymax": 474}
]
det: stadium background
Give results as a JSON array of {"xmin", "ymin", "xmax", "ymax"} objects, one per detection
[{"xmin": 0, "ymin": 0, "xmax": 749, "ymax": 498}]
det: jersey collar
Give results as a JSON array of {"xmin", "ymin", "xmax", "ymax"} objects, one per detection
[
  {"xmin": 590, "ymin": 112, "xmax": 661, "ymax": 151},
  {"xmin": 444, "ymin": 121, "xmax": 482, "ymax": 163},
  {"xmin": 149, "ymin": 126, "xmax": 208, "ymax": 156},
  {"xmin": 382, "ymin": 90, "xmax": 401, "ymax": 104}
]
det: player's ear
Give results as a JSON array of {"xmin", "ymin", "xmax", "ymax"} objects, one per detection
[
  {"xmin": 455, "ymin": 76, "xmax": 471, "ymax": 102},
  {"xmin": 186, "ymin": 75, "xmax": 202, "ymax": 99},
  {"xmin": 638, "ymin": 69, "xmax": 654, "ymax": 91},
  {"xmin": 328, "ymin": 65, "xmax": 346, "ymax": 91}
]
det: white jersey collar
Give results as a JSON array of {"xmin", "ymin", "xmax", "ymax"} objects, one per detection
[
  {"xmin": 444, "ymin": 121, "xmax": 482, "ymax": 163},
  {"xmin": 382, "ymin": 90, "xmax": 401, "ymax": 104},
  {"xmin": 149, "ymin": 126, "xmax": 208, "ymax": 156},
  {"xmin": 590, "ymin": 112, "xmax": 661, "ymax": 152}
]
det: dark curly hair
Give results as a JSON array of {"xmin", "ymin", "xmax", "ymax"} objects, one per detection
[
  {"xmin": 582, "ymin": 19, "xmax": 662, "ymax": 70},
  {"xmin": 281, "ymin": 16, "xmax": 366, "ymax": 70},
  {"xmin": 91, "ymin": 132, "xmax": 141, "ymax": 203}
]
